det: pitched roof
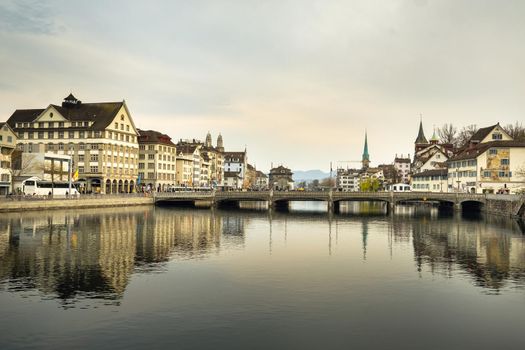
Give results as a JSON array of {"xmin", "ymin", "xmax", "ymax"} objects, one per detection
[
  {"xmin": 256, "ymin": 170, "xmax": 267, "ymax": 178},
  {"xmin": 449, "ymin": 140, "xmax": 525, "ymax": 161},
  {"xmin": 468, "ymin": 124, "xmax": 498, "ymax": 143},
  {"xmin": 394, "ymin": 157, "xmax": 411, "ymax": 163},
  {"xmin": 177, "ymin": 144, "xmax": 199, "ymax": 155},
  {"xmin": 137, "ymin": 129, "xmax": 175, "ymax": 146},
  {"xmin": 224, "ymin": 151, "xmax": 246, "ymax": 162},
  {"xmin": 7, "ymin": 102, "xmax": 126, "ymax": 131},
  {"xmin": 412, "ymin": 169, "xmax": 448, "ymax": 178}
]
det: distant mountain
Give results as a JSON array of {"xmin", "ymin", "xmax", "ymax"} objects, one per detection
[{"xmin": 293, "ymin": 169, "xmax": 330, "ymax": 182}]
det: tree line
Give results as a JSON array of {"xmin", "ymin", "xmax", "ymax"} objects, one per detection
[{"xmin": 437, "ymin": 122, "xmax": 525, "ymax": 149}]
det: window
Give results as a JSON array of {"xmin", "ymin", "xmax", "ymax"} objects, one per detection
[
  {"xmin": 492, "ymin": 133, "xmax": 502, "ymax": 140},
  {"xmin": 49, "ymin": 112, "xmax": 53, "ymax": 118},
  {"xmin": 68, "ymin": 131, "xmax": 74, "ymax": 138},
  {"xmin": 28, "ymin": 143, "xmax": 33, "ymax": 153},
  {"xmin": 47, "ymin": 143, "xmax": 55, "ymax": 151},
  {"xmin": 79, "ymin": 131, "xmax": 85, "ymax": 139},
  {"xmin": 58, "ymin": 143, "xmax": 64, "ymax": 150},
  {"xmin": 91, "ymin": 143, "xmax": 98, "ymax": 150},
  {"xmin": 84, "ymin": 122, "xmax": 89, "ymax": 127},
  {"xmin": 499, "ymin": 171, "xmax": 505, "ymax": 177},
  {"xmin": 148, "ymin": 154, "xmax": 154, "ymax": 160},
  {"xmin": 71, "ymin": 122, "xmax": 76, "ymax": 127},
  {"xmin": 28, "ymin": 132, "xmax": 34, "ymax": 139},
  {"xmin": 483, "ymin": 171, "xmax": 490, "ymax": 177},
  {"xmin": 489, "ymin": 149, "xmax": 497, "ymax": 155},
  {"xmin": 148, "ymin": 145, "xmax": 154, "ymax": 151},
  {"xmin": 90, "ymin": 166, "xmax": 98, "ymax": 173},
  {"xmin": 138, "ymin": 163, "xmax": 145, "ymax": 169},
  {"xmin": 39, "ymin": 122, "xmax": 44, "ymax": 128},
  {"xmin": 79, "ymin": 143, "xmax": 85, "ymax": 150},
  {"xmin": 121, "ymin": 114, "xmax": 124, "ymax": 121},
  {"xmin": 114, "ymin": 122, "xmax": 118, "ymax": 129},
  {"xmin": 48, "ymin": 131, "xmax": 54, "ymax": 139},
  {"xmin": 58, "ymin": 131, "xmax": 64, "ymax": 139},
  {"xmin": 126, "ymin": 125, "xmax": 129, "ymax": 132},
  {"xmin": 90, "ymin": 154, "xmax": 99, "ymax": 161},
  {"xmin": 120, "ymin": 123, "xmax": 124, "ymax": 130},
  {"xmin": 59, "ymin": 122, "xmax": 64, "ymax": 127},
  {"xmin": 78, "ymin": 154, "xmax": 84, "ymax": 162},
  {"xmin": 7, "ymin": 136, "xmax": 12, "ymax": 143},
  {"xmin": 48, "ymin": 122, "xmax": 54, "ymax": 128},
  {"xmin": 148, "ymin": 163, "xmax": 155, "ymax": 169},
  {"xmin": 78, "ymin": 166, "xmax": 84, "ymax": 173},
  {"xmin": 501, "ymin": 159, "xmax": 509, "ymax": 165},
  {"xmin": 18, "ymin": 131, "xmax": 24, "ymax": 139}
]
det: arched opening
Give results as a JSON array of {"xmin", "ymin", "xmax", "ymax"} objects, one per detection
[
  {"xmin": 129, "ymin": 180, "xmax": 135, "ymax": 193},
  {"xmin": 124, "ymin": 180, "xmax": 129, "ymax": 193},
  {"xmin": 90, "ymin": 178, "xmax": 101, "ymax": 194},
  {"xmin": 118, "ymin": 180, "xmax": 123, "ymax": 193},
  {"xmin": 112, "ymin": 180, "xmax": 117, "ymax": 194},
  {"xmin": 105, "ymin": 179, "xmax": 111, "ymax": 194},
  {"xmin": 461, "ymin": 200, "xmax": 484, "ymax": 213}
]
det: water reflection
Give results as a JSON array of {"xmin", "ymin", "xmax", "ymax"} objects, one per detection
[{"xmin": 0, "ymin": 204, "xmax": 524, "ymax": 308}]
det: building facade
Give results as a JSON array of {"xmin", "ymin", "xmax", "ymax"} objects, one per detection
[
  {"xmin": 447, "ymin": 124, "xmax": 525, "ymax": 194},
  {"xmin": 0, "ymin": 123, "xmax": 17, "ymax": 195},
  {"xmin": 137, "ymin": 129, "xmax": 177, "ymax": 192},
  {"xmin": 269, "ymin": 165, "xmax": 294, "ymax": 190},
  {"xmin": 224, "ymin": 150, "xmax": 248, "ymax": 188},
  {"xmin": 394, "ymin": 155, "xmax": 411, "ymax": 183},
  {"xmin": 6, "ymin": 94, "xmax": 140, "ymax": 194},
  {"xmin": 411, "ymin": 169, "xmax": 448, "ymax": 192}
]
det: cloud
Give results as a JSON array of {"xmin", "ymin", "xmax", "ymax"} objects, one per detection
[{"xmin": 0, "ymin": 0, "xmax": 62, "ymax": 35}]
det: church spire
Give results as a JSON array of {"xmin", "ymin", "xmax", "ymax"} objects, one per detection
[
  {"xmin": 415, "ymin": 115, "xmax": 428, "ymax": 144},
  {"xmin": 362, "ymin": 131, "xmax": 370, "ymax": 169}
]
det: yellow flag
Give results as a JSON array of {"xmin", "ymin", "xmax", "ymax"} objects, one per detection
[{"xmin": 72, "ymin": 169, "xmax": 79, "ymax": 181}]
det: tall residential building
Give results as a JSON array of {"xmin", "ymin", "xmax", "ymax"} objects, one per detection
[
  {"xmin": 224, "ymin": 150, "xmax": 247, "ymax": 188},
  {"xmin": 394, "ymin": 154, "xmax": 411, "ymax": 183},
  {"xmin": 137, "ymin": 129, "xmax": 177, "ymax": 191},
  {"xmin": 0, "ymin": 123, "xmax": 17, "ymax": 195},
  {"xmin": 6, "ymin": 94, "xmax": 140, "ymax": 194},
  {"xmin": 176, "ymin": 143, "xmax": 201, "ymax": 187},
  {"xmin": 177, "ymin": 133, "xmax": 224, "ymax": 187}
]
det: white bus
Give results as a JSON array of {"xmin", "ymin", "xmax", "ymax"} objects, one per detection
[{"xmin": 22, "ymin": 178, "xmax": 80, "ymax": 196}]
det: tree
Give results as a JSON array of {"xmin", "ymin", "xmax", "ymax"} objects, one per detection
[
  {"xmin": 503, "ymin": 122, "xmax": 525, "ymax": 142},
  {"xmin": 437, "ymin": 123, "xmax": 457, "ymax": 145},
  {"xmin": 320, "ymin": 177, "xmax": 335, "ymax": 188},
  {"xmin": 360, "ymin": 178, "xmax": 380, "ymax": 192},
  {"xmin": 10, "ymin": 150, "xmax": 44, "ymax": 193},
  {"xmin": 456, "ymin": 124, "xmax": 478, "ymax": 149},
  {"xmin": 515, "ymin": 164, "xmax": 525, "ymax": 194}
]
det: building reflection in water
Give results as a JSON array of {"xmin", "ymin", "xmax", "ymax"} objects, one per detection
[
  {"xmin": 0, "ymin": 203, "xmax": 524, "ymax": 307},
  {"xmin": 0, "ymin": 207, "xmax": 233, "ymax": 307}
]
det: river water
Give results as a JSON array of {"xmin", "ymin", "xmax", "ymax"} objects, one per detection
[{"xmin": 0, "ymin": 202, "xmax": 524, "ymax": 349}]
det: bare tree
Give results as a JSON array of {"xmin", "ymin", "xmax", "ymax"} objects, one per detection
[
  {"xmin": 9, "ymin": 150, "xmax": 44, "ymax": 193},
  {"xmin": 456, "ymin": 124, "xmax": 478, "ymax": 148},
  {"xmin": 437, "ymin": 124, "xmax": 457, "ymax": 145},
  {"xmin": 503, "ymin": 122, "xmax": 525, "ymax": 142}
]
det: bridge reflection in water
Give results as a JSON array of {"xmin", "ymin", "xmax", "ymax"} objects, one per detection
[{"xmin": 0, "ymin": 203, "xmax": 524, "ymax": 308}]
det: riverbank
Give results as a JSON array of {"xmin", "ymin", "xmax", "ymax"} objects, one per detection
[{"xmin": 0, "ymin": 196, "xmax": 154, "ymax": 212}]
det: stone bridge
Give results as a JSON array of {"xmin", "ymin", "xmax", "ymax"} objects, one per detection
[{"xmin": 152, "ymin": 190, "xmax": 522, "ymax": 215}]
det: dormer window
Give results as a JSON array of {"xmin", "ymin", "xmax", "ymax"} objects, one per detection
[{"xmin": 492, "ymin": 133, "xmax": 502, "ymax": 140}]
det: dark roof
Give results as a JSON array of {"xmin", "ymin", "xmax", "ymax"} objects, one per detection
[
  {"xmin": 7, "ymin": 102, "xmax": 126, "ymax": 131},
  {"xmin": 137, "ymin": 129, "xmax": 175, "ymax": 146},
  {"xmin": 256, "ymin": 170, "xmax": 267, "ymax": 178},
  {"xmin": 177, "ymin": 144, "xmax": 199, "ymax": 155},
  {"xmin": 269, "ymin": 165, "xmax": 293, "ymax": 175},
  {"xmin": 394, "ymin": 157, "xmax": 411, "ymax": 163},
  {"xmin": 415, "ymin": 120, "xmax": 428, "ymax": 144},
  {"xmin": 449, "ymin": 140, "xmax": 525, "ymax": 161},
  {"xmin": 468, "ymin": 124, "xmax": 498, "ymax": 143},
  {"xmin": 224, "ymin": 171, "xmax": 241, "ymax": 178},
  {"xmin": 412, "ymin": 169, "xmax": 448, "ymax": 178},
  {"xmin": 224, "ymin": 151, "xmax": 246, "ymax": 162}
]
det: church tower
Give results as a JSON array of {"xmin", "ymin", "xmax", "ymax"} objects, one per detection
[
  {"xmin": 216, "ymin": 133, "xmax": 224, "ymax": 152},
  {"xmin": 362, "ymin": 131, "xmax": 370, "ymax": 170},
  {"xmin": 414, "ymin": 118, "xmax": 429, "ymax": 153},
  {"xmin": 205, "ymin": 131, "xmax": 212, "ymax": 148}
]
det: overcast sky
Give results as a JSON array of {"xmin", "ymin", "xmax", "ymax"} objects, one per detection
[{"xmin": 0, "ymin": 0, "xmax": 524, "ymax": 172}]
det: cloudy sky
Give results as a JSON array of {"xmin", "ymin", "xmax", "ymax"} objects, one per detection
[{"xmin": 0, "ymin": 0, "xmax": 524, "ymax": 171}]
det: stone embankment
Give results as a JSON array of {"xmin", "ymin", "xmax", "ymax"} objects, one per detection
[{"xmin": 0, "ymin": 195, "xmax": 154, "ymax": 212}]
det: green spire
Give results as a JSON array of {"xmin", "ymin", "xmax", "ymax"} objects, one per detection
[{"xmin": 362, "ymin": 131, "xmax": 369, "ymax": 161}]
